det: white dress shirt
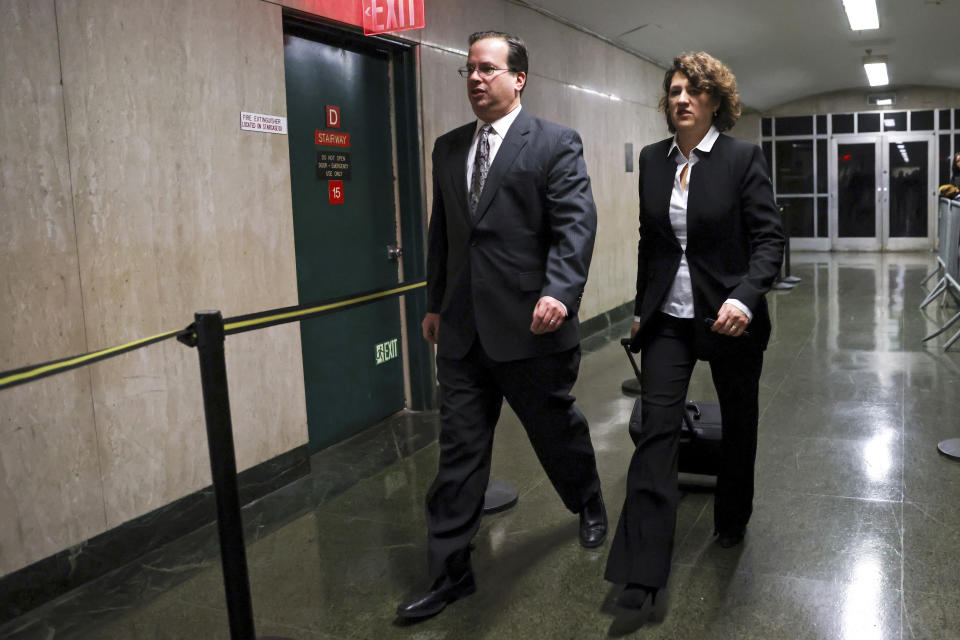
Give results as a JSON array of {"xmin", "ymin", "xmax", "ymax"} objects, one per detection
[
  {"xmin": 635, "ymin": 125, "xmax": 752, "ymax": 322},
  {"xmin": 466, "ymin": 104, "xmax": 522, "ymax": 192}
]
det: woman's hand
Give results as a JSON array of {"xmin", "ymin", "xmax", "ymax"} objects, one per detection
[{"xmin": 712, "ymin": 303, "xmax": 749, "ymax": 337}]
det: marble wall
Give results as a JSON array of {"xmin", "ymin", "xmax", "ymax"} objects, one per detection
[
  {"xmin": 0, "ymin": 0, "xmax": 107, "ymax": 577},
  {"xmin": 730, "ymin": 111, "xmax": 762, "ymax": 146},
  {"xmin": 1, "ymin": 0, "xmax": 306, "ymax": 576},
  {"xmin": 55, "ymin": 0, "xmax": 306, "ymax": 531}
]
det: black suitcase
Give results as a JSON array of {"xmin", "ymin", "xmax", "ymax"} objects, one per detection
[
  {"xmin": 679, "ymin": 401, "xmax": 722, "ymax": 476},
  {"xmin": 621, "ymin": 339, "xmax": 723, "ymax": 476}
]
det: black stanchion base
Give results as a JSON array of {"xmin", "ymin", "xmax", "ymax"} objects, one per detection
[
  {"xmin": 621, "ymin": 378, "xmax": 642, "ymax": 396},
  {"xmin": 781, "ymin": 276, "xmax": 801, "ymax": 284},
  {"xmin": 937, "ymin": 438, "xmax": 960, "ymax": 461},
  {"xmin": 483, "ymin": 480, "xmax": 519, "ymax": 514}
]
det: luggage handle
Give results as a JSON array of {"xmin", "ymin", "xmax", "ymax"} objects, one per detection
[
  {"xmin": 681, "ymin": 402, "xmax": 700, "ymax": 438},
  {"xmin": 620, "ymin": 338, "xmax": 641, "ymax": 381},
  {"xmin": 621, "ymin": 337, "xmax": 700, "ymax": 439}
]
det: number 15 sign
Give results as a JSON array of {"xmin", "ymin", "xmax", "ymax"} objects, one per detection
[{"xmin": 328, "ymin": 180, "xmax": 344, "ymax": 205}]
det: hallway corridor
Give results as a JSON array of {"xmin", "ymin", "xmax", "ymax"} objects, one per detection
[{"xmin": 5, "ymin": 252, "xmax": 960, "ymax": 639}]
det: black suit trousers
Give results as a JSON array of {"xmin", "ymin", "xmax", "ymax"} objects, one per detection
[
  {"xmin": 426, "ymin": 339, "xmax": 601, "ymax": 578},
  {"xmin": 605, "ymin": 313, "xmax": 763, "ymax": 587}
]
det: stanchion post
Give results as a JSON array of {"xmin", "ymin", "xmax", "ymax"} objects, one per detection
[
  {"xmin": 772, "ymin": 204, "xmax": 797, "ymax": 290},
  {"xmin": 195, "ymin": 310, "xmax": 256, "ymax": 640},
  {"xmin": 781, "ymin": 212, "xmax": 800, "ymax": 284}
]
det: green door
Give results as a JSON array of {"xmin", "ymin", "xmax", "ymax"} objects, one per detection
[{"xmin": 284, "ymin": 28, "xmax": 406, "ymax": 452}]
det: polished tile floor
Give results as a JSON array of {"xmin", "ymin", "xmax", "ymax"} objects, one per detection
[{"xmin": 11, "ymin": 252, "xmax": 960, "ymax": 639}]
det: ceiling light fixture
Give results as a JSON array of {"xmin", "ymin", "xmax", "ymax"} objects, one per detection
[
  {"xmin": 867, "ymin": 93, "xmax": 896, "ymax": 106},
  {"xmin": 842, "ymin": 0, "xmax": 880, "ymax": 30},
  {"xmin": 863, "ymin": 51, "xmax": 889, "ymax": 87},
  {"xmin": 864, "ymin": 62, "xmax": 889, "ymax": 86}
]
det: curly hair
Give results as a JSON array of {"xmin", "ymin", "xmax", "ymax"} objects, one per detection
[{"xmin": 659, "ymin": 52, "xmax": 741, "ymax": 133}]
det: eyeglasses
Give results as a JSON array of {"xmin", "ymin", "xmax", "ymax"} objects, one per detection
[{"xmin": 457, "ymin": 65, "xmax": 512, "ymax": 79}]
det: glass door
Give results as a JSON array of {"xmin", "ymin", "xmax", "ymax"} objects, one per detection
[
  {"xmin": 882, "ymin": 133, "xmax": 936, "ymax": 250},
  {"xmin": 830, "ymin": 135, "xmax": 881, "ymax": 250}
]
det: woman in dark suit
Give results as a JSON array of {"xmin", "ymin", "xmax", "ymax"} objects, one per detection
[{"xmin": 605, "ymin": 52, "xmax": 784, "ymax": 612}]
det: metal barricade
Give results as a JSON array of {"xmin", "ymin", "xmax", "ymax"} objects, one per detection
[
  {"xmin": 922, "ymin": 198, "xmax": 960, "ymax": 349},
  {"xmin": 947, "ymin": 199, "xmax": 960, "ymax": 285}
]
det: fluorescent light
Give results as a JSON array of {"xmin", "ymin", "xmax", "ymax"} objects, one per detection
[
  {"xmin": 843, "ymin": 0, "xmax": 879, "ymax": 30},
  {"xmin": 569, "ymin": 83, "xmax": 621, "ymax": 102},
  {"xmin": 875, "ymin": 98, "xmax": 893, "ymax": 106},
  {"xmin": 864, "ymin": 62, "xmax": 889, "ymax": 86}
]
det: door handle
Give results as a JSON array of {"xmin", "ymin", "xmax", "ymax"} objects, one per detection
[{"xmin": 387, "ymin": 244, "xmax": 403, "ymax": 261}]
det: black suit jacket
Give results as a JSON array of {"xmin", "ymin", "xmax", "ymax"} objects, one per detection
[
  {"xmin": 426, "ymin": 109, "xmax": 597, "ymax": 362},
  {"xmin": 630, "ymin": 133, "xmax": 784, "ymax": 358}
]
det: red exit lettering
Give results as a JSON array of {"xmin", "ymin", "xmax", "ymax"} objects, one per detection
[
  {"xmin": 362, "ymin": 0, "xmax": 425, "ymax": 35},
  {"xmin": 315, "ymin": 130, "xmax": 351, "ymax": 147}
]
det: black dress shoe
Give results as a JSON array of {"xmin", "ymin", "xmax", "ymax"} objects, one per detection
[
  {"xmin": 614, "ymin": 583, "xmax": 656, "ymax": 609},
  {"xmin": 579, "ymin": 491, "xmax": 607, "ymax": 548},
  {"xmin": 396, "ymin": 567, "xmax": 476, "ymax": 620},
  {"xmin": 609, "ymin": 584, "xmax": 659, "ymax": 636},
  {"xmin": 717, "ymin": 527, "xmax": 746, "ymax": 548}
]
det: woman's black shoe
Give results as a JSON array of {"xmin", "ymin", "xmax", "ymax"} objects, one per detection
[
  {"xmin": 609, "ymin": 584, "xmax": 659, "ymax": 636},
  {"xmin": 614, "ymin": 583, "xmax": 656, "ymax": 609},
  {"xmin": 717, "ymin": 527, "xmax": 746, "ymax": 548}
]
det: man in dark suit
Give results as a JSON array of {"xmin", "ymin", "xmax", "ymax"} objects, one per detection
[{"xmin": 396, "ymin": 31, "xmax": 606, "ymax": 620}]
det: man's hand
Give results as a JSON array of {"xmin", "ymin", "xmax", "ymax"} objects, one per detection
[
  {"xmin": 422, "ymin": 312, "xmax": 440, "ymax": 344},
  {"xmin": 530, "ymin": 296, "xmax": 566, "ymax": 334},
  {"xmin": 630, "ymin": 320, "xmax": 641, "ymax": 339},
  {"xmin": 711, "ymin": 303, "xmax": 749, "ymax": 337}
]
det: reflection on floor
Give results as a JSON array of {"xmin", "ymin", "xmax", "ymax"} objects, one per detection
[{"xmin": 5, "ymin": 252, "xmax": 960, "ymax": 639}]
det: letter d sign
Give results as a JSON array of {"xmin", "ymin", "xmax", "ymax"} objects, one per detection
[{"xmin": 326, "ymin": 105, "xmax": 340, "ymax": 129}]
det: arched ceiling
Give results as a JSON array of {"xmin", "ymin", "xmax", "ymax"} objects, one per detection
[{"xmin": 515, "ymin": 0, "xmax": 960, "ymax": 110}]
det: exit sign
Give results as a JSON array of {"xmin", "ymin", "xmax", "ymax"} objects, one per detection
[{"xmin": 362, "ymin": 0, "xmax": 425, "ymax": 35}]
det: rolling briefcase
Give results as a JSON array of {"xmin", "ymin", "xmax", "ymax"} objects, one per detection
[{"xmin": 679, "ymin": 401, "xmax": 722, "ymax": 476}]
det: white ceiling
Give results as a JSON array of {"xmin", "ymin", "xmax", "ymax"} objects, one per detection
[{"xmin": 516, "ymin": 0, "xmax": 960, "ymax": 111}]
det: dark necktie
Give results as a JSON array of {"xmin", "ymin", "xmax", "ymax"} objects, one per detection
[{"xmin": 469, "ymin": 124, "xmax": 492, "ymax": 215}]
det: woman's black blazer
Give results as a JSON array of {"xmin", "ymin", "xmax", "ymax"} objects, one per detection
[{"xmin": 629, "ymin": 133, "xmax": 785, "ymax": 359}]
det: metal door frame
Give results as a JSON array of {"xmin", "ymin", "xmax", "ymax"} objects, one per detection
[
  {"xmin": 830, "ymin": 134, "xmax": 882, "ymax": 250},
  {"xmin": 881, "ymin": 132, "xmax": 936, "ymax": 251}
]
